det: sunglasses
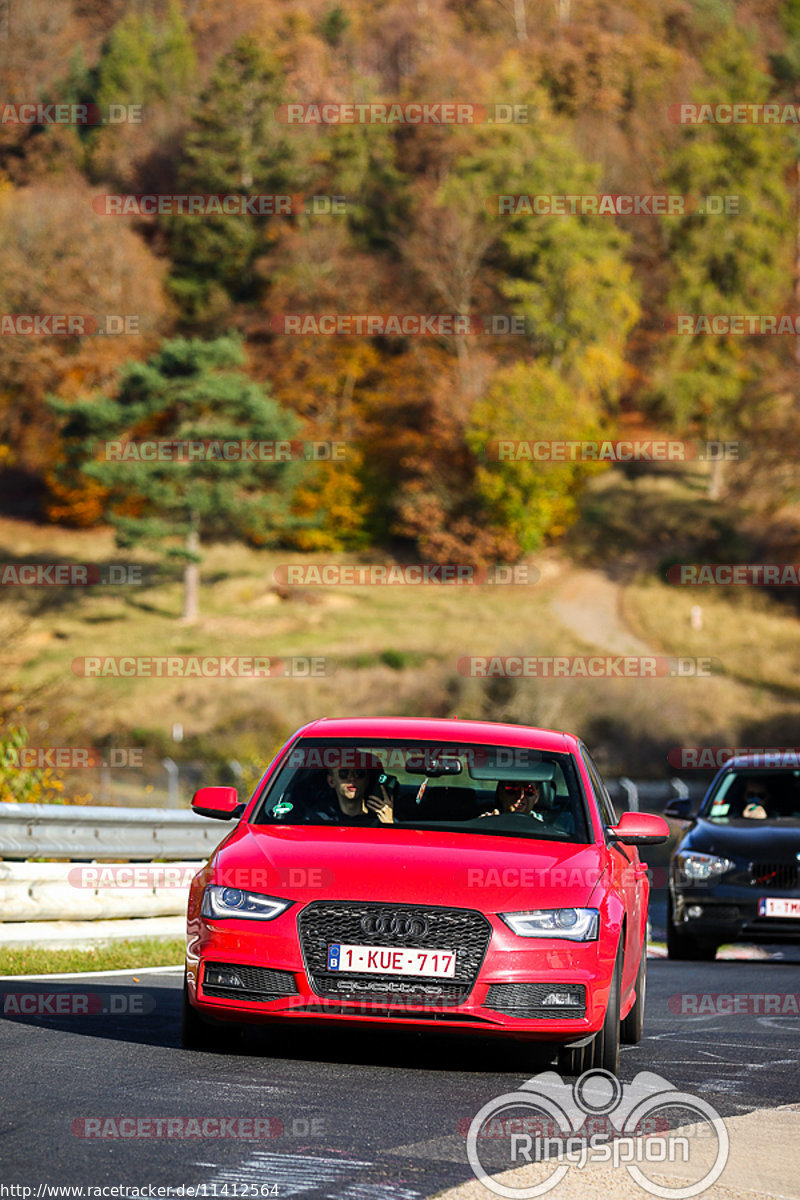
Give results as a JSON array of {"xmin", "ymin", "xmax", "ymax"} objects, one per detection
[
  {"xmin": 500, "ymin": 781, "xmax": 538, "ymax": 792},
  {"xmin": 336, "ymin": 768, "xmax": 367, "ymax": 780}
]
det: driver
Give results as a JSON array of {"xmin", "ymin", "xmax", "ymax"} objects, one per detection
[
  {"xmin": 481, "ymin": 779, "xmax": 576, "ymax": 835},
  {"xmin": 482, "ymin": 780, "xmax": 541, "ymax": 816}
]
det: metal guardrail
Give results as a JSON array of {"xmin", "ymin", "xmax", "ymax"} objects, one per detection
[
  {"xmin": 0, "ymin": 802, "xmax": 228, "ymax": 861},
  {"xmin": 0, "ymin": 778, "xmax": 705, "ymax": 863}
]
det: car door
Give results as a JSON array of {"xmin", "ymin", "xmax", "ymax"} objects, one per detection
[{"xmin": 580, "ymin": 745, "xmax": 646, "ymax": 994}]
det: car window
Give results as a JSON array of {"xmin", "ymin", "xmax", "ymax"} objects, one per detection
[
  {"xmin": 704, "ymin": 769, "xmax": 800, "ymax": 821},
  {"xmin": 250, "ymin": 738, "xmax": 591, "ymax": 842},
  {"xmin": 580, "ymin": 745, "xmax": 618, "ymax": 827}
]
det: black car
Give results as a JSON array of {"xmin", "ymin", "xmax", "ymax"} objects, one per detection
[{"xmin": 665, "ymin": 755, "xmax": 800, "ymax": 960}]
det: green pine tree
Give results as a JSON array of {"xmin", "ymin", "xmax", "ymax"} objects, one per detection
[
  {"xmin": 49, "ymin": 337, "xmax": 303, "ymax": 622},
  {"xmin": 165, "ymin": 36, "xmax": 294, "ymax": 324}
]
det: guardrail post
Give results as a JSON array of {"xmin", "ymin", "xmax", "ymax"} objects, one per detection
[
  {"xmin": 162, "ymin": 757, "xmax": 179, "ymax": 808},
  {"xmin": 618, "ymin": 776, "xmax": 639, "ymax": 812}
]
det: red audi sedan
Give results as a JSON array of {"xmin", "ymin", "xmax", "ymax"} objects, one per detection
[{"xmin": 183, "ymin": 717, "xmax": 667, "ymax": 1074}]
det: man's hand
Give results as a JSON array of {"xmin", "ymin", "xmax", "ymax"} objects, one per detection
[{"xmin": 365, "ymin": 784, "xmax": 394, "ymax": 824}]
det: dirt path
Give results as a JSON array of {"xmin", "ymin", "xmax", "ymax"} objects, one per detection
[{"xmin": 549, "ymin": 566, "xmax": 654, "ymax": 656}]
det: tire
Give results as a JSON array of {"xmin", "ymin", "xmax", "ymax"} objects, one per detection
[
  {"xmin": 557, "ymin": 1039, "xmax": 590, "ymax": 1076},
  {"xmin": 181, "ymin": 972, "xmax": 208, "ymax": 1049},
  {"xmin": 586, "ymin": 945, "xmax": 622, "ymax": 1076},
  {"xmin": 621, "ymin": 945, "xmax": 646, "ymax": 1045},
  {"xmin": 667, "ymin": 894, "xmax": 718, "ymax": 962},
  {"xmin": 180, "ymin": 970, "xmax": 239, "ymax": 1051}
]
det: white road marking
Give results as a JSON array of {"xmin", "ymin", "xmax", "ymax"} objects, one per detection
[
  {"xmin": 0, "ymin": 964, "xmax": 183, "ymax": 981},
  {"xmin": 200, "ymin": 1151, "xmax": 373, "ymax": 1197}
]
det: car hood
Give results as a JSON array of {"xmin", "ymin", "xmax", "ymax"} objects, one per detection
[
  {"xmin": 212, "ymin": 824, "xmax": 606, "ymax": 910},
  {"xmin": 682, "ymin": 817, "xmax": 800, "ymax": 859}
]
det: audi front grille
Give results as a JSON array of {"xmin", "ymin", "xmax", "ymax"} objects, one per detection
[{"xmin": 297, "ymin": 902, "xmax": 491, "ymax": 1005}]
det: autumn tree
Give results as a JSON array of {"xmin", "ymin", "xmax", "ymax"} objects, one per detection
[
  {"xmin": 649, "ymin": 27, "xmax": 794, "ymax": 496},
  {"xmin": 0, "ymin": 182, "xmax": 166, "ymax": 499}
]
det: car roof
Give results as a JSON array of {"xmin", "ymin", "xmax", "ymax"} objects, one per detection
[
  {"xmin": 293, "ymin": 716, "xmax": 578, "ymax": 754},
  {"xmin": 719, "ymin": 755, "xmax": 800, "ymax": 771}
]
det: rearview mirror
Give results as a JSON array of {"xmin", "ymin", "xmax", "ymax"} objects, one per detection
[
  {"xmin": 191, "ymin": 786, "xmax": 243, "ymax": 820},
  {"xmin": 608, "ymin": 811, "xmax": 669, "ymax": 845}
]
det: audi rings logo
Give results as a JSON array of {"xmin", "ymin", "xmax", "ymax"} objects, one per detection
[{"xmin": 360, "ymin": 912, "xmax": 430, "ymax": 940}]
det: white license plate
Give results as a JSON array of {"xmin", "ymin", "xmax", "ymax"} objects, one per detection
[
  {"xmin": 759, "ymin": 897, "xmax": 800, "ymax": 918},
  {"xmin": 327, "ymin": 943, "xmax": 456, "ymax": 978}
]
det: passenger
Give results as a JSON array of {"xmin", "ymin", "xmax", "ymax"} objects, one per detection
[{"xmin": 301, "ymin": 759, "xmax": 395, "ymax": 824}]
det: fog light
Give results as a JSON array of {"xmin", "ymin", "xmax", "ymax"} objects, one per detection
[
  {"xmin": 205, "ymin": 966, "xmax": 244, "ymax": 989},
  {"xmin": 541, "ymin": 990, "xmax": 583, "ymax": 1007},
  {"xmin": 687, "ymin": 905, "xmax": 703, "ymax": 919}
]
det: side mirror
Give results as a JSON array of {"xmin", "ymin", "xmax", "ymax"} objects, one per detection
[
  {"xmin": 663, "ymin": 797, "xmax": 692, "ymax": 820},
  {"xmin": 191, "ymin": 786, "xmax": 243, "ymax": 820},
  {"xmin": 608, "ymin": 811, "xmax": 670, "ymax": 845}
]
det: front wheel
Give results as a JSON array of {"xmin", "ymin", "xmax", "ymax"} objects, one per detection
[
  {"xmin": 585, "ymin": 946, "xmax": 622, "ymax": 1075},
  {"xmin": 557, "ymin": 1040, "xmax": 590, "ymax": 1076},
  {"xmin": 667, "ymin": 894, "xmax": 718, "ymax": 961},
  {"xmin": 180, "ymin": 970, "xmax": 239, "ymax": 1051},
  {"xmin": 181, "ymin": 972, "xmax": 208, "ymax": 1049}
]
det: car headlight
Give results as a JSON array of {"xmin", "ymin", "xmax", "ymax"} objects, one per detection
[
  {"xmin": 201, "ymin": 885, "xmax": 293, "ymax": 921},
  {"xmin": 499, "ymin": 908, "xmax": 599, "ymax": 941},
  {"xmin": 674, "ymin": 851, "xmax": 734, "ymax": 884}
]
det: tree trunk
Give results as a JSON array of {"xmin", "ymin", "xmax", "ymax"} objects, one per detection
[
  {"xmin": 708, "ymin": 454, "xmax": 726, "ymax": 500},
  {"xmin": 182, "ymin": 527, "xmax": 200, "ymax": 623},
  {"xmin": 796, "ymin": 158, "xmax": 800, "ymax": 369},
  {"xmin": 513, "ymin": 0, "xmax": 527, "ymax": 41}
]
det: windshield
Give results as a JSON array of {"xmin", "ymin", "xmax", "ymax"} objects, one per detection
[
  {"xmin": 703, "ymin": 769, "xmax": 800, "ymax": 822},
  {"xmin": 250, "ymin": 738, "xmax": 591, "ymax": 842}
]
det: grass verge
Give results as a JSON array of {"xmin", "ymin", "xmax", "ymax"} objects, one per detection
[{"xmin": 0, "ymin": 937, "xmax": 185, "ymax": 976}]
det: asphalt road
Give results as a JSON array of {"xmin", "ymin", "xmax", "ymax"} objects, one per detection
[{"xmin": 2, "ymin": 940, "xmax": 800, "ymax": 1199}]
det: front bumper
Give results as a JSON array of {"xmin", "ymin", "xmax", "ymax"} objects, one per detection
[
  {"xmin": 186, "ymin": 907, "xmax": 617, "ymax": 1044},
  {"xmin": 671, "ymin": 883, "xmax": 800, "ymax": 943}
]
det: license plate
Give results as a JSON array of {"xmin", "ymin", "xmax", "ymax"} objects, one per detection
[
  {"xmin": 327, "ymin": 943, "xmax": 456, "ymax": 978},
  {"xmin": 759, "ymin": 897, "xmax": 800, "ymax": 918}
]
